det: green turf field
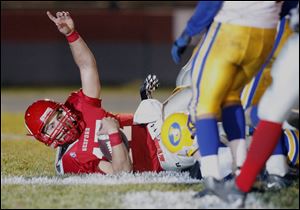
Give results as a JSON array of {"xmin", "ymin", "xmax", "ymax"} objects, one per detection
[{"xmin": 1, "ymin": 89, "xmax": 299, "ymax": 209}]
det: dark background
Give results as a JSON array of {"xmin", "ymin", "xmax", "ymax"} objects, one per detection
[{"xmin": 1, "ymin": 1, "xmax": 197, "ymax": 88}]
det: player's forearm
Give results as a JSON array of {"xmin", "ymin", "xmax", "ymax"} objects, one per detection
[
  {"xmin": 69, "ymin": 36, "xmax": 97, "ymax": 71},
  {"xmin": 108, "ymin": 132, "xmax": 132, "ymax": 173},
  {"xmin": 111, "ymin": 144, "xmax": 132, "ymax": 173},
  {"xmin": 68, "ymin": 34, "xmax": 101, "ymax": 98},
  {"xmin": 47, "ymin": 11, "xmax": 101, "ymax": 98}
]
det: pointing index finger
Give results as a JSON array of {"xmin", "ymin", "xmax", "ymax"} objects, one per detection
[{"xmin": 46, "ymin": 11, "xmax": 57, "ymax": 23}]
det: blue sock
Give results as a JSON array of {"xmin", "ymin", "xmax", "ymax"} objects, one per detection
[
  {"xmin": 222, "ymin": 104, "xmax": 245, "ymax": 141},
  {"xmin": 250, "ymin": 105, "xmax": 260, "ymax": 127},
  {"xmin": 272, "ymin": 131, "xmax": 286, "ymax": 155},
  {"xmin": 195, "ymin": 118, "xmax": 220, "ymax": 156},
  {"xmin": 248, "ymin": 126, "xmax": 255, "ymax": 136}
]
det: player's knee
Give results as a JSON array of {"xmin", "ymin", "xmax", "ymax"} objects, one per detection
[
  {"xmin": 224, "ymin": 92, "xmax": 240, "ymax": 106},
  {"xmin": 196, "ymin": 104, "xmax": 219, "ymax": 117}
]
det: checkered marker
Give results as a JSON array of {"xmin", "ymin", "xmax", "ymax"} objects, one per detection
[{"xmin": 140, "ymin": 74, "xmax": 160, "ymax": 100}]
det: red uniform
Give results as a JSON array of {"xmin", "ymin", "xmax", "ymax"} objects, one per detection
[
  {"xmin": 55, "ymin": 89, "xmax": 162, "ymax": 174},
  {"xmin": 130, "ymin": 125, "xmax": 163, "ymax": 173}
]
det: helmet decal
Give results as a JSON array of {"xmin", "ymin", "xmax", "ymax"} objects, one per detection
[
  {"xmin": 161, "ymin": 112, "xmax": 198, "ymax": 156},
  {"xmin": 168, "ymin": 122, "xmax": 181, "ymax": 146},
  {"xmin": 40, "ymin": 107, "xmax": 54, "ymax": 123}
]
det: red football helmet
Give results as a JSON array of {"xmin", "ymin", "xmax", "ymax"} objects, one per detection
[{"xmin": 24, "ymin": 99, "xmax": 85, "ymax": 148}]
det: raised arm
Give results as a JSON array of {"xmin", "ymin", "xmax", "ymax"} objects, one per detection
[{"xmin": 47, "ymin": 11, "xmax": 101, "ymax": 98}]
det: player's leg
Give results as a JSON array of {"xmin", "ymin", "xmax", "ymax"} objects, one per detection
[
  {"xmin": 241, "ymin": 16, "xmax": 293, "ymax": 110},
  {"xmin": 221, "ymin": 58, "xmax": 273, "ymax": 175},
  {"xmin": 218, "ymin": 25, "xmax": 276, "ymax": 178},
  {"xmin": 222, "ymin": 93, "xmax": 247, "ymax": 175},
  {"xmin": 243, "ymin": 104, "xmax": 298, "ymax": 191},
  {"xmin": 236, "ymin": 33, "xmax": 299, "ymax": 192},
  {"xmin": 240, "ymin": 19, "xmax": 296, "ymax": 186},
  {"xmin": 240, "ymin": 16, "xmax": 292, "ymax": 149},
  {"xmin": 190, "ymin": 22, "xmax": 246, "ymax": 180}
]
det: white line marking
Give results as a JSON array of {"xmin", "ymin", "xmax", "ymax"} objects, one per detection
[
  {"xmin": 122, "ymin": 191, "xmax": 275, "ymax": 209},
  {"xmin": 1, "ymin": 171, "xmax": 201, "ymax": 185}
]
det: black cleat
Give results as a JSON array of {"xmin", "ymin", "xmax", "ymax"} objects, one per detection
[{"xmin": 263, "ymin": 174, "xmax": 293, "ymax": 191}]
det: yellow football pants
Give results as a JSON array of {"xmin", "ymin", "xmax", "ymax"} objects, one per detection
[{"xmin": 190, "ymin": 22, "xmax": 277, "ymax": 119}]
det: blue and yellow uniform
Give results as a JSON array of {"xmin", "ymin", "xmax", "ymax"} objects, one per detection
[
  {"xmin": 241, "ymin": 17, "xmax": 294, "ymax": 109},
  {"xmin": 176, "ymin": 1, "xmax": 285, "ymax": 179}
]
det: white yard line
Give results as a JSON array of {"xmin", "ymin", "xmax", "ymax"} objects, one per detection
[
  {"xmin": 1, "ymin": 171, "xmax": 201, "ymax": 185},
  {"xmin": 122, "ymin": 191, "xmax": 275, "ymax": 209},
  {"xmin": 1, "ymin": 172, "xmax": 276, "ymax": 209}
]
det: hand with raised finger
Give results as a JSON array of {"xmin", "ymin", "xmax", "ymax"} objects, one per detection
[{"xmin": 46, "ymin": 11, "xmax": 75, "ymax": 35}]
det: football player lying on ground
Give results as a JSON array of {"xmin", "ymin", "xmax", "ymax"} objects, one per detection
[
  {"xmin": 24, "ymin": 11, "xmax": 134, "ymax": 175},
  {"xmin": 22, "ymin": 10, "xmax": 240, "ymax": 178},
  {"xmin": 23, "ymin": 10, "xmax": 201, "ymax": 177},
  {"xmin": 24, "ymin": 10, "xmax": 298, "ymax": 181}
]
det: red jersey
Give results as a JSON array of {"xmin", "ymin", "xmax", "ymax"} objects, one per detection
[
  {"xmin": 55, "ymin": 89, "xmax": 162, "ymax": 175},
  {"xmin": 55, "ymin": 89, "xmax": 133, "ymax": 174}
]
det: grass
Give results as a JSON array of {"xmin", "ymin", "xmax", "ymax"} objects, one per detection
[
  {"xmin": 1, "ymin": 112, "xmax": 56, "ymax": 176},
  {"xmin": 1, "ymin": 183, "xmax": 202, "ymax": 209},
  {"xmin": 1, "ymin": 139, "xmax": 56, "ymax": 177},
  {"xmin": 258, "ymin": 181, "xmax": 299, "ymax": 208},
  {"xmin": 1, "ymin": 103, "xmax": 299, "ymax": 209},
  {"xmin": 1, "ymin": 112, "xmax": 27, "ymax": 135}
]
